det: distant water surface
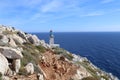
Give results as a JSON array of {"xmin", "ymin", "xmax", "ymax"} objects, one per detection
[{"xmin": 31, "ymin": 32, "xmax": 120, "ymax": 79}]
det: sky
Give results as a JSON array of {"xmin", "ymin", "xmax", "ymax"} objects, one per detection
[{"xmin": 0, "ymin": 0, "xmax": 120, "ymax": 32}]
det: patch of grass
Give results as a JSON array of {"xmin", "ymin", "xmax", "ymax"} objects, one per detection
[
  {"xmin": 2, "ymin": 30, "xmax": 17, "ymax": 35},
  {"xmin": 80, "ymin": 62, "xmax": 99, "ymax": 79},
  {"xmin": 0, "ymin": 35, "xmax": 3, "ymax": 39},
  {"xmin": 36, "ymin": 45, "xmax": 46, "ymax": 53},
  {"xmin": 21, "ymin": 50, "xmax": 40, "ymax": 66},
  {"xmin": 54, "ymin": 47, "xmax": 73, "ymax": 61},
  {"xmin": 20, "ymin": 42, "xmax": 44, "ymax": 68},
  {"xmin": 101, "ymin": 76, "xmax": 109, "ymax": 80},
  {"xmin": 0, "ymin": 73, "xmax": 2, "ymax": 80},
  {"xmin": 19, "ymin": 67, "xmax": 26, "ymax": 75},
  {"xmin": 82, "ymin": 77, "xmax": 98, "ymax": 80}
]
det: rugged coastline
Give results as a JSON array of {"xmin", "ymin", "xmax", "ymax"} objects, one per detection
[{"xmin": 0, "ymin": 25, "xmax": 119, "ymax": 80}]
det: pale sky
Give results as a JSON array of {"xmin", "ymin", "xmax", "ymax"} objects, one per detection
[{"xmin": 0, "ymin": 0, "xmax": 120, "ymax": 32}]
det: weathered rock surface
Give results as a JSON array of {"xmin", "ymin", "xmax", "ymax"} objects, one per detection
[
  {"xmin": 25, "ymin": 63, "xmax": 34, "ymax": 75},
  {"xmin": 0, "ymin": 34, "xmax": 9, "ymax": 46},
  {"xmin": 0, "ymin": 53, "xmax": 9, "ymax": 75},
  {"xmin": 27, "ymin": 34, "xmax": 40, "ymax": 45},
  {"xmin": 17, "ymin": 31, "xmax": 27, "ymax": 40},
  {"xmin": 72, "ymin": 66, "xmax": 91, "ymax": 79},
  {"xmin": 37, "ymin": 73, "xmax": 44, "ymax": 80},
  {"xmin": 8, "ymin": 37, "xmax": 17, "ymax": 47},
  {"xmin": 12, "ymin": 34, "xmax": 26, "ymax": 44},
  {"xmin": 13, "ymin": 59, "xmax": 21, "ymax": 74},
  {"xmin": 0, "ymin": 46, "xmax": 23, "ymax": 59}
]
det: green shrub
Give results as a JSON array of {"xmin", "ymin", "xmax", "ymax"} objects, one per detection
[{"xmin": 36, "ymin": 45, "xmax": 46, "ymax": 53}]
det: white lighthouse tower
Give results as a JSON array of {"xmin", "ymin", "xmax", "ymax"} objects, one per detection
[
  {"xmin": 49, "ymin": 30, "xmax": 54, "ymax": 45},
  {"xmin": 49, "ymin": 30, "xmax": 59, "ymax": 47}
]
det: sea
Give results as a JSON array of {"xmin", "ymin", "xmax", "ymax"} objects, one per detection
[{"xmin": 31, "ymin": 32, "xmax": 120, "ymax": 79}]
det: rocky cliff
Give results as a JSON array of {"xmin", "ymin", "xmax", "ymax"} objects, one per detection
[{"xmin": 0, "ymin": 25, "xmax": 119, "ymax": 80}]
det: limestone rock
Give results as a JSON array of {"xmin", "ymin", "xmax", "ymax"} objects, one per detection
[
  {"xmin": 0, "ymin": 53, "xmax": 9, "ymax": 75},
  {"xmin": 12, "ymin": 34, "xmax": 26, "ymax": 45},
  {"xmin": 25, "ymin": 63, "xmax": 34, "ymax": 74},
  {"xmin": 0, "ymin": 46, "xmax": 23, "ymax": 59},
  {"xmin": 0, "ymin": 34, "xmax": 9, "ymax": 46},
  {"xmin": 17, "ymin": 31, "xmax": 27, "ymax": 40},
  {"xmin": 8, "ymin": 37, "xmax": 17, "ymax": 47},
  {"xmin": 27, "ymin": 34, "xmax": 40, "ymax": 45},
  {"xmin": 13, "ymin": 59, "xmax": 21, "ymax": 74}
]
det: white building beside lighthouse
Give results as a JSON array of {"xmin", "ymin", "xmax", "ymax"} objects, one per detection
[{"xmin": 49, "ymin": 30, "xmax": 60, "ymax": 48}]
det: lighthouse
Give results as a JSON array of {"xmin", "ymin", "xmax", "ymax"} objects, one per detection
[
  {"xmin": 49, "ymin": 30, "xmax": 59, "ymax": 48},
  {"xmin": 49, "ymin": 30, "xmax": 54, "ymax": 45}
]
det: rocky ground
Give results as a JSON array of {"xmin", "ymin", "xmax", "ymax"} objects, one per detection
[
  {"xmin": 0, "ymin": 25, "xmax": 119, "ymax": 80},
  {"xmin": 39, "ymin": 51, "xmax": 78, "ymax": 80}
]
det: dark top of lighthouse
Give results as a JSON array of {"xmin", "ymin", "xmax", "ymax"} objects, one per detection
[{"xmin": 50, "ymin": 30, "xmax": 54, "ymax": 38}]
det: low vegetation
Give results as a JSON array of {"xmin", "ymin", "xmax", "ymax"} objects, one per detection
[
  {"xmin": 82, "ymin": 77, "xmax": 98, "ymax": 80},
  {"xmin": 0, "ymin": 73, "xmax": 2, "ymax": 80},
  {"xmin": 2, "ymin": 30, "xmax": 17, "ymax": 35},
  {"xmin": 54, "ymin": 47, "xmax": 74, "ymax": 61},
  {"xmin": 36, "ymin": 45, "xmax": 46, "ymax": 53},
  {"xmin": 19, "ymin": 42, "xmax": 47, "ymax": 75}
]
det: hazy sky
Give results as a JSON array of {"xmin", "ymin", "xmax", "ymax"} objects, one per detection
[{"xmin": 0, "ymin": 0, "xmax": 120, "ymax": 32}]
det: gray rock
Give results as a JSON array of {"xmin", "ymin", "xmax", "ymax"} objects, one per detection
[
  {"xmin": 17, "ymin": 31, "xmax": 27, "ymax": 40},
  {"xmin": 27, "ymin": 34, "xmax": 40, "ymax": 45},
  {"xmin": 12, "ymin": 34, "xmax": 26, "ymax": 45},
  {"xmin": 0, "ymin": 46, "xmax": 23, "ymax": 59}
]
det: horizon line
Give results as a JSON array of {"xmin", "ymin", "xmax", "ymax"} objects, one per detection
[{"xmin": 27, "ymin": 31, "xmax": 120, "ymax": 33}]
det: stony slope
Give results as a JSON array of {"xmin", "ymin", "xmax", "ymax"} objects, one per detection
[{"xmin": 0, "ymin": 25, "xmax": 119, "ymax": 80}]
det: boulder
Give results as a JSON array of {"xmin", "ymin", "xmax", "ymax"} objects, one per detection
[
  {"xmin": 12, "ymin": 34, "xmax": 26, "ymax": 45},
  {"xmin": 0, "ymin": 46, "xmax": 23, "ymax": 59},
  {"xmin": 0, "ymin": 34, "xmax": 9, "ymax": 46},
  {"xmin": 8, "ymin": 37, "xmax": 17, "ymax": 47},
  {"xmin": 17, "ymin": 31, "xmax": 27, "ymax": 40},
  {"xmin": 27, "ymin": 34, "xmax": 40, "ymax": 45},
  {"xmin": 13, "ymin": 59, "xmax": 21, "ymax": 74},
  {"xmin": 0, "ymin": 53, "xmax": 9, "ymax": 75},
  {"xmin": 25, "ymin": 63, "xmax": 34, "ymax": 74}
]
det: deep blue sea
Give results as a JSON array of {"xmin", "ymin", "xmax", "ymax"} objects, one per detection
[{"xmin": 32, "ymin": 32, "xmax": 120, "ymax": 79}]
